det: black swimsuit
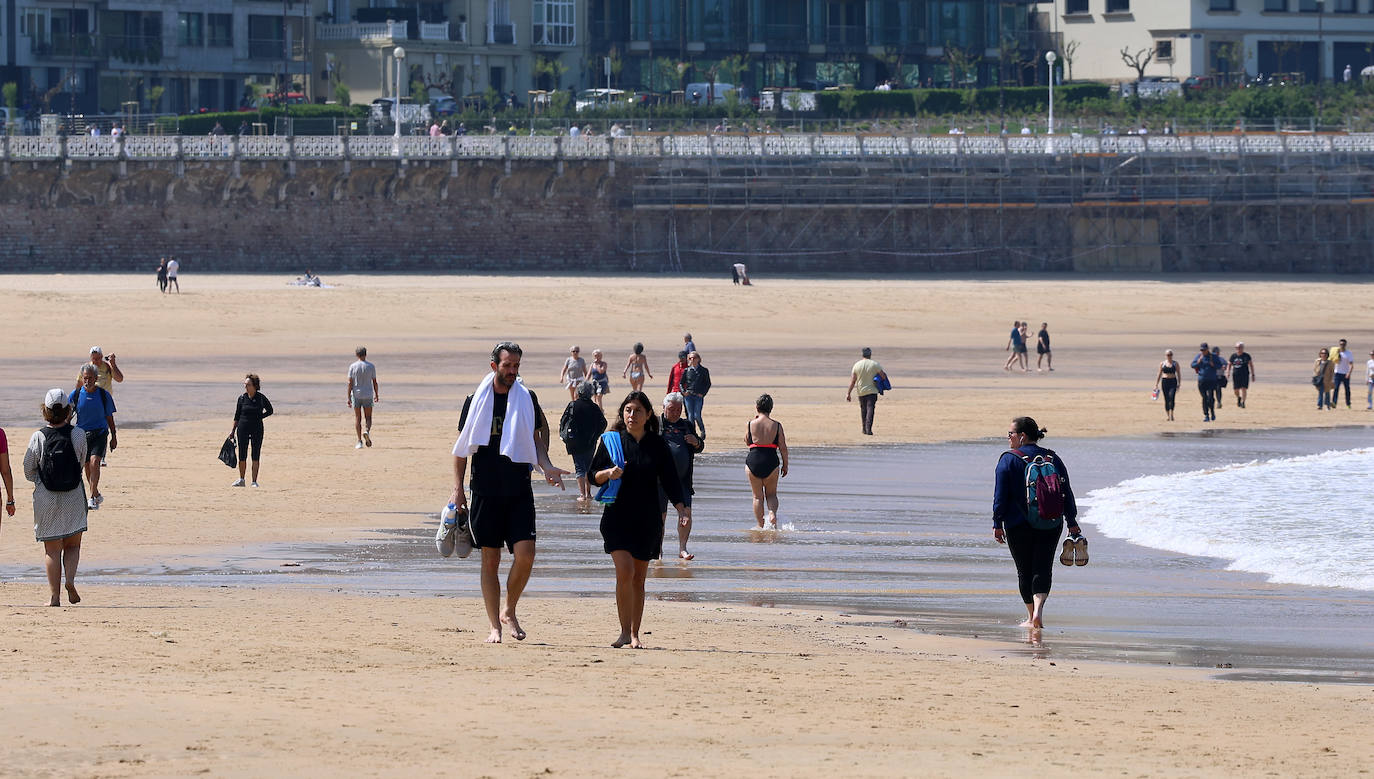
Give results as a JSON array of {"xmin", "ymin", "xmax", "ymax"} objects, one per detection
[{"xmin": 745, "ymin": 422, "xmax": 781, "ymax": 479}]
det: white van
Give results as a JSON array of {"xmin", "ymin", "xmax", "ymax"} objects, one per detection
[{"xmin": 684, "ymin": 82, "xmax": 749, "ymax": 106}]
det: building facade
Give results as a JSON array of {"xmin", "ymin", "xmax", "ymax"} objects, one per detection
[{"xmin": 1041, "ymin": 0, "xmax": 1374, "ymax": 84}]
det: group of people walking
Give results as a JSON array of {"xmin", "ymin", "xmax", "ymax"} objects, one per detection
[
  {"xmin": 1154, "ymin": 341, "xmax": 1255, "ymax": 422},
  {"xmin": 1004, "ymin": 322, "xmax": 1053, "ymax": 373},
  {"xmin": 1312, "ymin": 338, "xmax": 1370, "ymax": 410}
]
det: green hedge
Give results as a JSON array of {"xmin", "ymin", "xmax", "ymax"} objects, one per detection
[
  {"xmin": 812, "ymin": 84, "xmax": 1112, "ymax": 118},
  {"xmin": 162, "ymin": 105, "xmax": 367, "ymax": 135}
]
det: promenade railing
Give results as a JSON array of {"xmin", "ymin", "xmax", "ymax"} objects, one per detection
[{"xmin": 5, "ymin": 132, "xmax": 1374, "ymax": 163}]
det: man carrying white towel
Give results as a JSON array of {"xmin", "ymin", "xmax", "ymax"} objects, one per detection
[{"xmin": 450, "ymin": 341, "xmax": 567, "ymax": 643}]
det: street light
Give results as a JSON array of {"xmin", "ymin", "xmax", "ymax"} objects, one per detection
[
  {"xmin": 393, "ymin": 46, "xmax": 407, "ymax": 139},
  {"xmin": 1045, "ymin": 51, "xmax": 1057, "ymax": 136}
]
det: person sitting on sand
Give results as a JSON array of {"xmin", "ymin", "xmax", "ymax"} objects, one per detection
[
  {"xmin": 745, "ymin": 394, "xmax": 787, "ymax": 529},
  {"xmin": 992, "ymin": 416, "xmax": 1080, "ymax": 631}
]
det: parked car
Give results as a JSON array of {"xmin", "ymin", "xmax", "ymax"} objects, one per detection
[
  {"xmin": 368, "ymin": 97, "xmax": 431, "ymax": 131},
  {"xmin": 575, "ymin": 88, "xmax": 629, "ymax": 112},
  {"xmin": 1120, "ymin": 76, "xmax": 1182, "ymax": 99},
  {"xmin": 1183, "ymin": 75, "xmax": 1216, "ymax": 91},
  {"xmin": 429, "ymin": 93, "xmax": 458, "ymax": 116},
  {"xmin": 684, "ymin": 82, "xmax": 751, "ymax": 107}
]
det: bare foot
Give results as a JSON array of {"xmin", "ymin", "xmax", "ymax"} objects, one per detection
[
  {"xmin": 679, "ymin": 550, "xmax": 694, "ymax": 561},
  {"xmin": 630, "ymin": 637, "xmax": 644, "ymax": 649},
  {"xmin": 1018, "ymin": 619, "xmax": 1034, "ymax": 627},
  {"xmin": 66, "ymin": 585, "xmax": 80, "ymax": 604},
  {"xmin": 485, "ymin": 629, "xmax": 502, "ymax": 643},
  {"xmin": 612, "ymin": 633, "xmax": 631, "ymax": 648},
  {"xmin": 49, "ymin": 596, "xmax": 60, "ymax": 607},
  {"xmin": 500, "ymin": 611, "xmax": 526, "ymax": 641}
]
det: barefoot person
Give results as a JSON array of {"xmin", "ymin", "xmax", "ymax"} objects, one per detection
[
  {"xmin": 1154, "ymin": 349, "xmax": 1180, "ymax": 422},
  {"xmin": 78, "ymin": 346, "xmax": 123, "ymax": 466},
  {"xmin": 622, "ymin": 342, "xmax": 652, "ymax": 394},
  {"xmin": 587, "ymin": 349, "xmax": 610, "ymax": 410},
  {"xmin": 658, "ymin": 392, "xmax": 703, "ymax": 560},
  {"xmin": 745, "ymin": 393, "xmax": 788, "ymax": 529},
  {"xmin": 23, "ymin": 390, "xmax": 90, "ymax": 606},
  {"xmin": 68, "ymin": 365, "xmax": 116, "ymax": 510},
  {"xmin": 993, "ymin": 416, "xmax": 1081, "ymax": 630},
  {"xmin": 589, "ymin": 391, "xmax": 689, "ymax": 648},
  {"xmin": 1, "ymin": 424, "xmax": 16, "ymax": 522},
  {"xmin": 559, "ymin": 346, "xmax": 587, "ymax": 401},
  {"xmin": 347, "ymin": 346, "xmax": 380, "ymax": 449},
  {"xmin": 450, "ymin": 342, "xmax": 568, "ymax": 643}
]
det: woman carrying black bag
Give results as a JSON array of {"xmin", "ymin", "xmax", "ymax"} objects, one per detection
[
  {"xmin": 23, "ymin": 389, "xmax": 89, "ymax": 606},
  {"xmin": 228, "ymin": 374, "xmax": 273, "ymax": 487}
]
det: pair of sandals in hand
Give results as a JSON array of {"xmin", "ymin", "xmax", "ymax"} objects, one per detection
[{"xmin": 1060, "ymin": 533, "xmax": 1089, "ymax": 566}]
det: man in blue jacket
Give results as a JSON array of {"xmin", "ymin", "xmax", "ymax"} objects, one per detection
[{"xmin": 1191, "ymin": 342, "xmax": 1226, "ymax": 422}]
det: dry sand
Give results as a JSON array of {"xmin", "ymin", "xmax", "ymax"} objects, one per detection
[{"xmin": 0, "ymin": 273, "xmax": 1371, "ymax": 776}]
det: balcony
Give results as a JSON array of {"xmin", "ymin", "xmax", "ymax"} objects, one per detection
[
  {"xmin": 532, "ymin": 25, "xmax": 575, "ymax": 46},
  {"xmin": 248, "ymin": 37, "xmax": 287, "ymax": 59},
  {"xmin": 314, "ymin": 20, "xmax": 407, "ymax": 42},
  {"xmin": 487, "ymin": 23, "xmax": 516, "ymax": 44},
  {"xmin": 103, "ymin": 35, "xmax": 164, "ymax": 66},
  {"xmin": 30, "ymin": 33, "xmax": 100, "ymax": 60},
  {"xmin": 751, "ymin": 23, "xmax": 807, "ymax": 50},
  {"xmin": 824, "ymin": 24, "xmax": 867, "ymax": 47}
]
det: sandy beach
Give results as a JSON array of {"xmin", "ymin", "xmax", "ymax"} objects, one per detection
[{"xmin": 1, "ymin": 273, "xmax": 1371, "ymax": 776}]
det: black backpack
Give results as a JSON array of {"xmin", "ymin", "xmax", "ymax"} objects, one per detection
[
  {"xmin": 559, "ymin": 403, "xmax": 577, "ymax": 445},
  {"xmin": 40, "ymin": 425, "xmax": 83, "ymax": 492}
]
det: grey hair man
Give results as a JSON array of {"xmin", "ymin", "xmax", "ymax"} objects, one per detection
[
  {"xmin": 658, "ymin": 392, "xmax": 704, "ymax": 560},
  {"xmin": 347, "ymin": 346, "xmax": 380, "ymax": 449}
]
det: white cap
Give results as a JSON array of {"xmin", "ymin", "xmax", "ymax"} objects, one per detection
[
  {"xmin": 89, "ymin": 345, "xmax": 102, "ymax": 355},
  {"xmin": 44, "ymin": 388, "xmax": 68, "ymax": 408}
]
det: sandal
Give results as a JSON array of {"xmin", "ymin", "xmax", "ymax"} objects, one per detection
[
  {"xmin": 1059, "ymin": 537, "xmax": 1076, "ymax": 566},
  {"xmin": 1072, "ymin": 534, "xmax": 1089, "ymax": 566}
]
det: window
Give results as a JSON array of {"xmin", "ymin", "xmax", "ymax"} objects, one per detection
[
  {"xmin": 1155, "ymin": 40, "xmax": 1173, "ymax": 60},
  {"xmin": 1264, "ymin": 0, "xmax": 1287, "ymax": 10},
  {"xmin": 532, "ymin": 0, "xmax": 575, "ymax": 44},
  {"xmin": 1333, "ymin": 0, "xmax": 1356, "ymax": 10},
  {"xmin": 248, "ymin": 15, "xmax": 283, "ymax": 59},
  {"xmin": 1105, "ymin": 0, "xmax": 1129, "ymax": 12},
  {"xmin": 178, "ymin": 12, "xmax": 203, "ymax": 46},
  {"xmin": 1064, "ymin": 0, "xmax": 1089, "ymax": 13},
  {"xmin": 208, "ymin": 14, "xmax": 232, "ymax": 47},
  {"xmin": 1298, "ymin": 0, "xmax": 1321, "ymax": 11},
  {"xmin": 1209, "ymin": 0, "xmax": 1235, "ymax": 10}
]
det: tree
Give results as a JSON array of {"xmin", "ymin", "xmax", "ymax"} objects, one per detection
[
  {"xmin": 784, "ymin": 91, "xmax": 804, "ymax": 129},
  {"xmin": 533, "ymin": 56, "xmax": 568, "ymax": 91},
  {"xmin": 879, "ymin": 46, "xmax": 906, "ymax": 87},
  {"xmin": 944, "ymin": 43, "xmax": 981, "ymax": 89},
  {"xmin": 837, "ymin": 87, "xmax": 858, "ymax": 119},
  {"xmin": 148, "ymin": 85, "xmax": 165, "ymax": 112},
  {"xmin": 1120, "ymin": 46, "xmax": 1155, "ymax": 80},
  {"xmin": 332, "ymin": 81, "xmax": 351, "ymax": 106},
  {"xmin": 1063, "ymin": 40, "xmax": 1081, "ymax": 83}
]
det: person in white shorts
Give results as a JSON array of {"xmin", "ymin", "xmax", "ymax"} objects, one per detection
[
  {"xmin": 347, "ymin": 346, "xmax": 380, "ymax": 448},
  {"xmin": 166, "ymin": 257, "xmax": 179, "ymax": 292}
]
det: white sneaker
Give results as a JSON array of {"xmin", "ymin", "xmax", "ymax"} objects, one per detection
[
  {"xmin": 231, "ymin": 478, "xmax": 245, "ymax": 487},
  {"xmin": 87, "ymin": 498, "xmax": 98, "ymax": 510},
  {"xmin": 355, "ymin": 441, "xmax": 364, "ymax": 449},
  {"xmin": 93, "ymin": 494, "xmax": 104, "ymax": 506},
  {"xmin": 435, "ymin": 519, "xmax": 456, "ymax": 558},
  {"xmin": 250, "ymin": 482, "xmax": 259, "ymax": 488}
]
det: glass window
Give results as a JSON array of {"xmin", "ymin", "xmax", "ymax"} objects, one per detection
[
  {"xmin": 1264, "ymin": 0, "xmax": 1288, "ymax": 10},
  {"xmin": 1209, "ymin": 0, "xmax": 1235, "ymax": 10},
  {"xmin": 532, "ymin": 0, "xmax": 575, "ymax": 45},
  {"xmin": 208, "ymin": 14, "xmax": 232, "ymax": 47},
  {"xmin": 1332, "ymin": 0, "xmax": 1355, "ymax": 10},
  {"xmin": 1298, "ymin": 0, "xmax": 1320, "ymax": 10},
  {"xmin": 1064, "ymin": 0, "xmax": 1089, "ymax": 14},
  {"xmin": 1155, "ymin": 40, "xmax": 1173, "ymax": 60},
  {"xmin": 178, "ymin": 12, "xmax": 203, "ymax": 46},
  {"xmin": 1105, "ymin": 0, "xmax": 1129, "ymax": 12}
]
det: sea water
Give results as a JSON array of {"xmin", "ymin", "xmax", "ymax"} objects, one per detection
[{"xmin": 1083, "ymin": 448, "xmax": 1374, "ymax": 592}]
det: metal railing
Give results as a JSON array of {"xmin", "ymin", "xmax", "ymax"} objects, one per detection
[
  {"xmin": 315, "ymin": 20, "xmax": 407, "ymax": 41},
  {"xmin": 7, "ymin": 132, "xmax": 1374, "ymax": 163}
]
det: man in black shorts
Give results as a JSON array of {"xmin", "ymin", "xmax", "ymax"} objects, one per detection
[
  {"xmin": 450, "ymin": 342, "xmax": 567, "ymax": 643},
  {"xmin": 1229, "ymin": 342, "xmax": 1255, "ymax": 409}
]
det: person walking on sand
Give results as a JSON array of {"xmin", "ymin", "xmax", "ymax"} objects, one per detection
[
  {"xmin": 1154, "ymin": 349, "xmax": 1181, "ymax": 422},
  {"xmin": 587, "ymin": 349, "xmax": 610, "ymax": 410},
  {"xmin": 347, "ymin": 346, "xmax": 380, "ymax": 449},
  {"xmin": 77, "ymin": 346, "xmax": 122, "ymax": 466},
  {"xmin": 166, "ymin": 257, "xmax": 179, "ymax": 293},
  {"xmin": 24, "ymin": 389, "xmax": 90, "ymax": 606},
  {"xmin": 666, "ymin": 350, "xmax": 689, "ymax": 394},
  {"xmin": 846, "ymin": 347, "xmax": 888, "ymax": 436},
  {"xmin": 623, "ymin": 343, "xmax": 652, "ymax": 394},
  {"xmin": 156, "ymin": 257, "xmax": 168, "ymax": 293},
  {"xmin": 1, "ymin": 424, "xmax": 15, "ymax": 522},
  {"xmin": 659, "ymin": 393, "xmax": 703, "ymax": 560},
  {"xmin": 1017, "ymin": 323, "xmax": 1031, "ymax": 371},
  {"xmin": 229, "ymin": 374, "xmax": 273, "ymax": 487},
  {"xmin": 589, "ymin": 391, "xmax": 689, "ymax": 648},
  {"xmin": 561, "ymin": 381, "xmax": 607, "ymax": 506},
  {"xmin": 993, "ymin": 416, "xmax": 1081, "ymax": 631},
  {"xmin": 1211, "ymin": 346, "xmax": 1227, "ymax": 409},
  {"xmin": 683, "ymin": 332, "xmax": 696, "ymax": 355},
  {"xmin": 745, "ymin": 394, "xmax": 788, "ymax": 529},
  {"xmin": 1314, "ymin": 348, "xmax": 1336, "ymax": 409},
  {"xmin": 559, "ymin": 346, "xmax": 587, "ymax": 401},
  {"xmin": 68, "ymin": 365, "xmax": 116, "ymax": 510},
  {"xmin": 681, "ymin": 351, "xmax": 711, "ymax": 439},
  {"xmin": 1229, "ymin": 342, "xmax": 1255, "ymax": 409},
  {"xmin": 1365, "ymin": 350, "xmax": 1374, "ymax": 410},
  {"xmin": 1192, "ymin": 342, "xmax": 1225, "ymax": 422},
  {"xmin": 1036, "ymin": 323, "xmax": 1053, "ymax": 372},
  {"xmin": 1004, "ymin": 321, "xmax": 1025, "ymax": 372},
  {"xmin": 451, "ymin": 342, "xmax": 568, "ymax": 643},
  {"xmin": 1331, "ymin": 338, "xmax": 1354, "ymax": 409}
]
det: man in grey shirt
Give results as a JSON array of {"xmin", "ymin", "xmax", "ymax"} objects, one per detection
[{"xmin": 347, "ymin": 346, "xmax": 380, "ymax": 448}]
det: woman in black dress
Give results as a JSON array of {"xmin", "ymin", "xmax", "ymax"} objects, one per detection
[
  {"xmin": 228, "ymin": 373, "xmax": 274, "ymax": 487},
  {"xmin": 590, "ymin": 391, "xmax": 688, "ymax": 648},
  {"xmin": 1154, "ymin": 349, "xmax": 1180, "ymax": 422}
]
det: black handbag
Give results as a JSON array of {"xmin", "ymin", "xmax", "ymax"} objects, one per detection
[
  {"xmin": 1311, "ymin": 374, "xmax": 1324, "ymax": 387},
  {"xmin": 218, "ymin": 437, "xmax": 238, "ymax": 468}
]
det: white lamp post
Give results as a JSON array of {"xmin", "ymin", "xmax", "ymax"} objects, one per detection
[
  {"xmin": 393, "ymin": 46, "xmax": 407, "ymax": 139},
  {"xmin": 1045, "ymin": 51, "xmax": 1057, "ymax": 136}
]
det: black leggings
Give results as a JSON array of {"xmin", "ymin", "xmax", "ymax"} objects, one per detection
[
  {"xmin": 236, "ymin": 425, "xmax": 263, "ymax": 461},
  {"xmin": 1160, "ymin": 378, "xmax": 1178, "ymax": 412},
  {"xmin": 1197, "ymin": 380, "xmax": 1216, "ymax": 417},
  {"xmin": 1005, "ymin": 522, "xmax": 1061, "ymax": 604}
]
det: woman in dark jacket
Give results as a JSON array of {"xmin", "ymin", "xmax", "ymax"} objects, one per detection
[
  {"xmin": 992, "ymin": 416, "xmax": 1081, "ymax": 630},
  {"xmin": 563, "ymin": 381, "xmax": 608, "ymax": 505},
  {"xmin": 589, "ymin": 391, "xmax": 688, "ymax": 648},
  {"xmin": 229, "ymin": 373, "xmax": 274, "ymax": 487}
]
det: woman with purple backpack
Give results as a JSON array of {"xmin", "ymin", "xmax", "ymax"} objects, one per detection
[{"xmin": 992, "ymin": 416, "xmax": 1082, "ymax": 630}]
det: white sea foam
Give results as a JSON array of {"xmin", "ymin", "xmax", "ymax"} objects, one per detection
[{"xmin": 1082, "ymin": 448, "xmax": 1374, "ymax": 591}]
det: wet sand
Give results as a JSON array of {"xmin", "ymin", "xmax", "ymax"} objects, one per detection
[{"xmin": 1, "ymin": 273, "xmax": 1372, "ymax": 775}]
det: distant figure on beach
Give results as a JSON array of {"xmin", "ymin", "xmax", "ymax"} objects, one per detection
[
  {"xmin": 156, "ymin": 257, "xmax": 168, "ymax": 293},
  {"xmin": 589, "ymin": 391, "xmax": 688, "ymax": 648},
  {"xmin": 451, "ymin": 342, "xmax": 567, "ymax": 643},
  {"xmin": 732, "ymin": 263, "xmax": 751, "ymax": 285},
  {"xmin": 1191, "ymin": 343, "xmax": 1225, "ymax": 422},
  {"xmin": 24, "ymin": 389, "xmax": 89, "ymax": 606},
  {"xmin": 347, "ymin": 346, "xmax": 380, "ymax": 449},
  {"xmin": 1211, "ymin": 346, "xmax": 1227, "ymax": 409},
  {"xmin": 659, "ymin": 393, "xmax": 703, "ymax": 560},
  {"xmin": 681, "ymin": 351, "xmax": 711, "ymax": 439},
  {"xmin": 1228, "ymin": 342, "xmax": 1254, "ymax": 409},
  {"xmin": 1, "ymin": 424, "xmax": 15, "ymax": 519},
  {"xmin": 623, "ymin": 342, "xmax": 652, "ymax": 394},
  {"xmin": 745, "ymin": 393, "xmax": 787, "ymax": 529},
  {"xmin": 683, "ymin": 332, "xmax": 696, "ymax": 354},
  {"xmin": 78, "ymin": 346, "xmax": 123, "ymax": 467},
  {"xmin": 1018, "ymin": 323, "xmax": 1031, "ymax": 370},
  {"xmin": 69, "ymin": 365, "xmax": 116, "ymax": 511},
  {"xmin": 587, "ymin": 349, "xmax": 610, "ymax": 410},
  {"xmin": 559, "ymin": 346, "xmax": 587, "ymax": 401},
  {"xmin": 1331, "ymin": 339, "xmax": 1353, "ymax": 409},
  {"xmin": 1314, "ymin": 348, "xmax": 1335, "ymax": 409},
  {"xmin": 846, "ymin": 347, "xmax": 888, "ymax": 436},
  {"xmin": 1154, "ymin": 349, "xmax": 1180, "ymax": 422},
  {"xmin": 666, "ymin": 350, "xmax": 688, "ymax": 394},
  {"xmin": 229, "ymin": 373, "xmax": 273, "ymax": 487},
  {"xmin": 1036, "ymin": 323, "xmax": 1053, "ymax": 372},
  {"xmin": 166, "ymin": 257, "xmax": 179, "ymax": 293},
  {"xmin": 1365, "ymin": 349, "xmax": 1374, "ymax": 410},
  {"xmin": 993, "ymin": 417, "xmax": 1081, "ymax": 630},
  {"xmin": 1004, "ymin": 321, "xmax": 1025, "ymax": 372},
  {"xmin": 561, "ymin": 381, "xmax": 607, "ymax": 506}
]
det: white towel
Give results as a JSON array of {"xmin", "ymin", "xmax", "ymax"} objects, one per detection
[{"xmin": 452, "ymin": 373, "xmax": 540, "ymax": 468}]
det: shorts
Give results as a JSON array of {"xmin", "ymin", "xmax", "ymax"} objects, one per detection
[
  {"xmin": 1015, "ymin": 344, "xmax": 1027, "ymax": 354},
  {"xmin": 1231, "ymin": 372, "xmax": 1249, "ymax": 389},
  {"xmin": 594, "ymin": 377, "xmax": 610, "ymax": 394},
  {"xmin": 657, "ymin": 483, "xmax": 692, "ymax": 514},
  {"xmin": 236, "ymin": 426, "xmax": 264, "ymax": 461},
  {"xmin": 468, "ymin": 490, "xmax": 536, "ymax": 551},
  {"xmin": 352, "ymin": 392, "xmax": 374, "ymax": 409},
  {"xmin": 1036, "ymin": 345, "xmax": 1049, "ymax": 355},
  {"xmin": 84, "ymin": 428, "xmax": 109, "ymax": 459},
  {"xmin": 570, "ymin": 448, "xmax": 593, "ymax": 479}
]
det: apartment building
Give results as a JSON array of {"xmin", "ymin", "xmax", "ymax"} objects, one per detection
[{"xmin": 1039, "ymin": 0, "xmax": 1374, "ymax": 83}]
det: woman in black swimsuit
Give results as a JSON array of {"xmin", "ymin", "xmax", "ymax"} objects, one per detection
[
  {"xmin": 1154, "ymin": 350, "xmax": 1180, "ymax": 422},
  {"xmin": 744, "ymin": 394, "xmax": 788, "ymax": 529}
]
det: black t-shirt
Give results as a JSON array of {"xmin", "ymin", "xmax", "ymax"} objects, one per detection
[
  {"xmin": 1229, "ymin": 352, "xmax": 1252, "ymax": 375},
  {"xmin": 233, "ymin": 392, "xmax": 274, "ymax": 430},
  {"xmin": 458, "ymin": 389, "xmax": 547, "ymax": 496}
]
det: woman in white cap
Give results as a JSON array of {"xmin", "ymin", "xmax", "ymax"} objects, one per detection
[{"xmin": 23, "ymin": 389, "xmax": 90, "ymax": 606}]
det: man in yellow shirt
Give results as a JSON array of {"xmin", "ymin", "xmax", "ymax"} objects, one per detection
[{"xmin": 846, "ymin": 347, "xmax": 888, "ymax": 436}]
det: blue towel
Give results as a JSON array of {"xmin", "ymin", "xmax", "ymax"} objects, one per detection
[
  {"xmin": 593, "ymin": 431, "xmax": 625, "ymax": 504},
  {"xmin": 874, "ymin": 372, "xmax": 891, "ymax": 394}
]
